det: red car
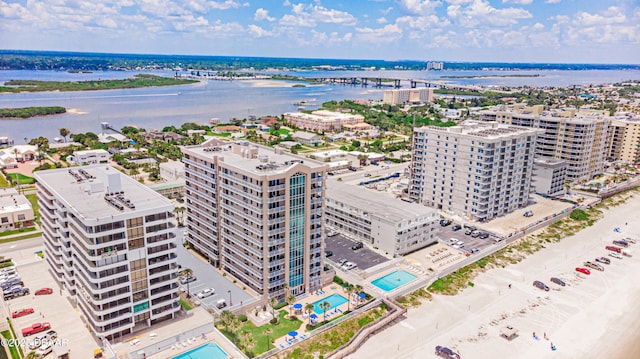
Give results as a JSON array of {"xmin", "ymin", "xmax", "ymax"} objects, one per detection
[
  {"xmin": 35, "ymin": 288, "xmax": 53, "ymax": 295},
  {"xmin": 21, "ymin": 322, "xmax": 51, "ymax": 336},
  {"xmin": 605, "ymin": 245, "xmax": 622, "ymax": 253},
  {"xmin": 12, "ymin": 308, "xmax": 34, "ymax": 318},
  {"xmin": 575, "ymin": 267, "xmax": 591, "ymax": 275}
]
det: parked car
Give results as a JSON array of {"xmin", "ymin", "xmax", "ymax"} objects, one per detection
[
  {"xmin": 45, "ymin": 330, "xmax": 57, "ymax": 340},
  {"xmin": 533, "ymin": 280, "xmax": 550, "ymax": 291},
  {"xmin": 22, "ymin": 323, "xmax": 51, "ymax": 336},
  {"xmin": 470, "ymin": 248, "xmax": 480, "ymax": 254},
  {"xmin": 595, "ymin": 257, "xmax": 611, "ymax": 265},
  {"xmin": 351, "ymin": 242, "xmax": 363, "ymax": 250},
  {"xmin": 324, "ymin": 250, "xmax": 333, "ymax": 258},
  {"xmin": 452, "ymin": 241, "xmax": 465, "ymax": 249},
  {"xmin": 180, "ymin": 276, "xmax": 197, "ymax": 284},
  {"xmin": 605, "ymin": 245, "xmax": 622, "ymax": 253},
  {"xmin": 435, "ymin": 345, "xmax": 461, "ymax": 359},
  {"xmin": 28, "ymin": 334, "xmax": 48, "ymax": 350},
  {"xmin": 440, "ymin": 219, "xmax": 452, "ymax": 227},
  {"xmin": 36, "ymin": 341, "xmax": 53, "ymax": 357},
  {"xmin": 451, "ymin": 224, "xmax": 462, "ymax": 231},
  {"xmin": 465, "ymin": 228, "xmax": 474, "ymax": 235},
  {"xmin": 584, "ymin": 261, "xmax": 604, "ymax": 271},
  {"xmin": 337, "ymin": 258, "xmax": 348, "ymax": 266},
  {"xmin": 470, "ymin": 230, "xmax": 481, "ymax": 238},
  {"xmin": 609, "ymin": 252, "xmax": 623, "ymax": 259},
  {"xmin": 4, "ymin": 287, "xmax": 29, "ymax": 300},
  {"xmin": 342, "ymin": 261, "xmax": 357, "ymax": 270},
  {"xmin": 12, "ymin": 308, "xmax": 35, "ymax": 318},
  {"xmin": 1, "ymin": 279, "xmax": 23, "ymax": 291},
  {"xmin": 612, "ymin": 240, "xmax": 629, "ymax": 248},
  {"xmin": 35, "ymin": 287, "xmax": 53, "ymax": 295},
  {"xmin": 622, "ymin": 249, "xmax": 633, "ymax": 257},
  {"xmin": 196, "ymin": 288, "xmax": 215, "ymax": 299},
  {"xmin": 550, "ymin": 277, "xmax": 565, "ymax": 286},
  {"xmin": 623, "ymin": 237, "xmax": 637, "ymax": 244},
  {"xmin": 479, "ymin": 232, "xmax": 490, "ymax": 239},
  {"xmin": 575, "ymin": 267, "xmax": 591, "ymax": 275}
]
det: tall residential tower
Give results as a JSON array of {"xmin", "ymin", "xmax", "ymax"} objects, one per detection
[
  {"xmin": 410, "ymin": 122, "xmax": 542, "ymax": 222},
  {"xmin": 35, "ymin": 166, "xmax": 179, "ymax": 341},
  {"xmin": 181, "ymin": 139, "xmax": 327, "ymax": 300}
]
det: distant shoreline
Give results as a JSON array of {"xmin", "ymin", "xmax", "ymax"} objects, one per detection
[
  {"xmin": 441, "ymin": 74, "xmax": 542, "ymax": 79},
  {"xmin": 0, "ymin": 74, "xmax": 197, "ymax": 93},
  {"xmin": 0, "ymin": 106, "xmax": 66, "ymax": 119}
]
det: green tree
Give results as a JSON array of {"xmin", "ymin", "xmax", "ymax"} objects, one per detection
[
  {"xmin": 305, "ymin": 303, "xmax": 315, "ymax": 325},
  {"xmin": 182, "ymin": 268, "xmax": 194, "ymax": 298},
  {"xmin": 263, "ymin": 327, "xmax": 273, "ymax": 351},
  {"xmin": 287, "ymin": 293, "xmax": 296, "ymax": 315},
  {"xmin": 59, "ymin": 128, "xmax": 70, "ymax": 142},
  {"xmin": 319, "ymin": 301, "xmax": 331, "ymax": 323},
  {"xmin": 270, "ymin": 297, "xmax": 278, "ymax": 321},
  {"xmin": 345, "ymin": 284, "xmax": 354, "ymax": 311}
]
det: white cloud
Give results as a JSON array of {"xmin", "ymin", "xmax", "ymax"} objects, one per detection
[
  {"xmin": 209, "ymin": 1, "xmax": 246, "ymax": 10},
  {"xmin": 447, "ymin": 0, "xmax": 532, "ymax": 27},
  {"xmin": 278, "ymin": 4, "xmax": 357, "ymax": 28},
  {"xmin": 532, "ymin": 22, "xmax": 544, "ymax": 30},
  {"xmin": 545, "ymin": 0, "xmax": 561, "ymax": 3},
  {"xmin": 377, "ymin": 17, "xmax": 388, "ymax": 24},
  {"xmin": 382, "ymin": 6, "xmax": 393, "ymax": 15},
  {"xmin": 254, "ymin": 8, "xmax": 275, "ymax": 22},
  {"xmin": 502, "ymin": 0, "xmax": 532, "ymax": 5},
  {"xmin": 355, "ymin": 24, "xmax": 402, "ymax": 43},
  {"xmin": 311, "ymin": 5, "xmax": 357, "ymax": 25},
  {"xmin": 573, "ymin": 6, "xmax": 626, "ymax": 26},
  {"xmin": 397, "ymin": 0, "xmax": 442, "ymax": 15},
  {"xmin": 248, "ymin": 24, "xmax": 272, "ymax": 37}
]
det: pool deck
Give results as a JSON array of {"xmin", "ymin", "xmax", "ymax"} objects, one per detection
[{"xmin": 273, "ymin": 285, "xmax": 365, "ymax": 350}]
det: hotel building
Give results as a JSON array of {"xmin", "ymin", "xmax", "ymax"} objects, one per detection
[
  {"xmin": 383, "ymin": 88, "xmax": 434, "ymax": 105},
  {"xmin": 35, "ymin": 166, "xmax": 179, "ymax": 341},
  {"xmin": 283, "ymin": 110, "xmax": 365, "ymax": 132},
  {"xmin": 181, "ymin": 139, "xmax": 327, "ymax": 300},
  {"xmin": 481, "ymin": 105, "xmax": 611, "ymax": 181},
  {"xmin": 325, "ymin": 180, "xmax": 439, "ymax": 257},
  {"xmin": 410, "ymin": 122, "xmax": 542, "ymax": 222},
  {"xmin": 608, "ymin": 117, "xmax": 640, "ymax": 163}
]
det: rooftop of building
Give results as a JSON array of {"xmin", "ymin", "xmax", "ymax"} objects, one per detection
[
  {"xmin": 326, "ymin": 179, "xmax": 437, "ymax": 223},
  {"xmin": 182, "ymin": 139, "xmax": 327, "ymax": 175},
  {"xmin": 534, "ymin": 157, "xmax": 567, "ymax": 167},
  {"xmin": 416, "ymin": 121, "xmax": 542, "ymax": 139},
  {"xmin": 0, "ymin": 189, "xmax": 31, "ymax": 214},
  {"xmin": 73, "ymin": 148, "xmax": 110, "ymax": 155},
  {"xmin": 34, "ymin": 165, "xmax": 173, "ymax": 219}
]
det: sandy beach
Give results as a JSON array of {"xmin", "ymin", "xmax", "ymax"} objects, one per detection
[{"xmin": 348, "ymin": 194, "xmax": 640, "ymax": 359}]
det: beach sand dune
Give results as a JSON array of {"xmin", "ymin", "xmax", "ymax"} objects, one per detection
[{"xmin": 348, "ymin": 193, "xmax": 640, "ymax": 359}]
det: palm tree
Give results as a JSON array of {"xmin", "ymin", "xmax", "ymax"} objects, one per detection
[
  {"xmin": 219, "ymin": 310, "xmax": 233, "ymax": 331},
  {"xmin": 238, "ymin": 330, "xmax": 251, "ymax": 350},
  {"xmin": 182, "ymin": 268, "xmax": 193, "ymax": 298},
  {"xmin": 355, "ymin": 284, "xmax": 363, "ymax": 305},
  {"xmin": 12, "ymin": 147, "xmax": 19, "ymax": 163},
  {"xmin": 270, "ymin": 297, "xmax": 278, "ymax": 321},
  {"xmin": 263, "ymin": 327, "xmax": 273, "ymax": 351},
  {"xmin": 59, "ymin": 128, "xmax": 70, "ymax": 142},
  {"xmin": 319, "ymin": 301, "xmax": 331, "ymax": 323},
  {"xmin": 228, "ymin": 318, "xmax": 242, "ymax": 345},
  {"xmin": 345, "ymin": 284, "xmax": 354, "ymax": 311},
  {"xmin": 287, "ymin": 293, "xmax": 296, "ymax": 315},
  {"xmin": 305, "ymin": 303, "xmax": 315, "ymax": 325},
  {"xmin": 244, "ymin": 336, "xmax": 256, "ymax": 356}
]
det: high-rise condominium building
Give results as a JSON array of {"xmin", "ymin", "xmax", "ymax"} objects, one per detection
[
  {"xmin": 608, "ymin": 117, "xmax": 640, "ymax": 163},
  {"xmin": 383, "ymin": 88, "xmax": 434, "ymax": 105},
  {"xmin": 482, "ymin": 105, "xmax": 611, "ymax": 181},
  {"xmin": 35, "ymin": 166, "xmax": 179, "ymax": 341},
  {"xmin": 410, "ymin": 122, "xmax": 542, "ymax": 222},
  {"xmin": 181, "ymin": 139, "xmax": 327, "ymax": 300},
  {"xmin": 426, "ymin": 61, "xmax": 444, "ymax": 70}
]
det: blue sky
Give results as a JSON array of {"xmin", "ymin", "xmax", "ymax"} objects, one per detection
[{"xmin": 1, "ymin": 0, "xmax": 638, "ymax": 63}]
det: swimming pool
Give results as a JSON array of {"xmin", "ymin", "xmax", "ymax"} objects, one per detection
[
  {"xmin": 371, "ymin": 270, "xmax": 418, "ymax": 291},
  {"xmin": 171, "ymin": 343, "xmax": 228, "ymax": 359},
  {"xmin": 312, "ymin": 293, "xmax": 348, "ymax": 314}
]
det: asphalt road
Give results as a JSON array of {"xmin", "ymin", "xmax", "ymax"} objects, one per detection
[{"xmin": 438, "ymin": 223, "xmax": 498, "ymax": 253}]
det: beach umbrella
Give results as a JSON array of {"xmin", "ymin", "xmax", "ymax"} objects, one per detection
[
  {"xmin": 310, "ymin": 314, "xmax": 318, "ymax": 319},
  {"xmin": 293, "ymin": 303, "xmax": 302, "ymax": 309},
  {"xmin": 288, "ymin": 331, "xmax": 298, "ymax": 338},
  {"xmin": 358, "ymin": 292, "xmax": 366, "ymax": 299}
]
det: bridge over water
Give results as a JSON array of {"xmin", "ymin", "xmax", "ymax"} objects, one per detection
[{"xmin": 305, "ymin": 77, "xmax": 481, "ymax": 92}]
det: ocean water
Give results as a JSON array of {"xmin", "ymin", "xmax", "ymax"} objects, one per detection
[{"xmin": 1, "ymin": 69, "xmax": 639, "ymax": 141}]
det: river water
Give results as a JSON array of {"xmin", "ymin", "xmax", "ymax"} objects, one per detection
[{"xmin": 1, "ymin": 69, "xmax": 639, "ymax": 141}]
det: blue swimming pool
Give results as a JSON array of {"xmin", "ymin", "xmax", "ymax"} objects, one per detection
[
  {"xmin": 312, "ymin": 293, "xmax": 348, "ymax": 314},
  {"xmin": 371, "ymin": 270, "xmax": 418, "ymax": 291},
  {"xmin": 171, "ymin": 343, "xmax": 228, "ymax": 359}
]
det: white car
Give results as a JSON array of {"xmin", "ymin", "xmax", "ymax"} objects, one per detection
[
  {"xmin": 342, "ymin": 261, "xmax": 357, "ymax": 270},
  {"xmin": 623, "ymin": 237, "xmax": 637, "ymax": 244},
  {"xmin": 196, "ymin": 288, "xmax": 215, "ymax": 299},
  {"xmin": 609, "ymin": 252, "xmax": 623, "ymax": 259}
]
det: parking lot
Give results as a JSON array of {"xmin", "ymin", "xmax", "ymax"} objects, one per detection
[
  {"xmin": 175, "ymin": 235, "xmax": 253, "ymax": 311},
  {"xmin": 438, "ymin": 222, "xmax": 498, "ymax": 253},
  {"xmin": 325, "ymin": 234, "xmax": 389, "ymax": 271},
  {"xmin": 7, "ymin": 259, "xmax": 98, "ymax": 357}
]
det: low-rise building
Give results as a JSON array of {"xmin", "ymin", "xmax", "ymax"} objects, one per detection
[
  {"xmin": 293, "ymin": 132, "xmax": 323, "ymax": 146},
  {"xmin": 159, "ymin": 161, "xmax": 185, "ymax": 181},
  {"xmin": 532, "ymin": 157, "xmax": 567, "ymax": 197},
  {"xmin": 69, "ymin": 149, "xmax": 110, "ymax": 165},
  {"xmin": 284, "ymin": 110, "xmax": 365, "ymax": 132},
  {"xmin": 326, "ymin": 180, "xmax": 439, "ymax": 257},
  {"xmin": 0, "ymin": 145, "xmax": 37, "ymax": 168},
  {"xmin": 0, "ymin": 188, "xmax": 34, "ymax": 232}
]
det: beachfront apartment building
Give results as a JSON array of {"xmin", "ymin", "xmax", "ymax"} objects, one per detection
[
  {"xmin": 608, "ymin": 116, "xmax": 640, "ymax": 163},
  {"xmin": 0, "ymin": 188, "xmax": 34, "ymax": 232},
  {"xmin": 410, "ymin": 122, "xmax": 542, "ymax": 222},
  {"xmin": 181, "ymin": 139, "xmax": 327, "ymax": 300},
  {"xmin": 35, "ymin": 166, "xmax": 180, "ymax": 341},
  {"xmin": 532, "ymin": 157, "xmax": 567, "ymax": 197},
  {"xmin": 481, "ymin": 105, "xmax": 611, "ymax": 181},
  {"xmin": 284, "ymin": 110, "xmax": 365, "ymax": 132},
  {"xmin": 325, "ymin": 180, "xmax": 439, "ymax": 257},
  {"xmin": 383, "ymin": 88, "xmax": 434, "ymax": 106}
]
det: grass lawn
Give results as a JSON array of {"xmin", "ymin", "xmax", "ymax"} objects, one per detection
[
  {"xmin": 0, "ymin": 227, "xmax": 36, "ymax": 237},
  {"xmin": 208, "ymin": 132, "xmax": 232, "ymax": 137},
  {"xmin": 0, "ymin": 232, "xmax": 42, "ymax": 244},
  {"xmin": 1, "ymin": 330, "xmax": 20, "ymax": 359},
  {"xmin": 219, "ymin": 310, "xmax": 303, "ymax": 356},
  {"xmin": 25, "ymin": 193, "xmax": 40, "ymax": 222},
  {"xmin": 273, "ymin": 129, "xmax": 290, "ymax": 136},
  {"xmin": 0, "ymin": 173, "xmax": 9, "ymax": 187},
  {"xmin": 179, "ymin": 298, "xmax": 193, "ymax": 311},
  {"xmin": 7, "ymin": 173, "xmax": 35, "ymax": 185}
]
